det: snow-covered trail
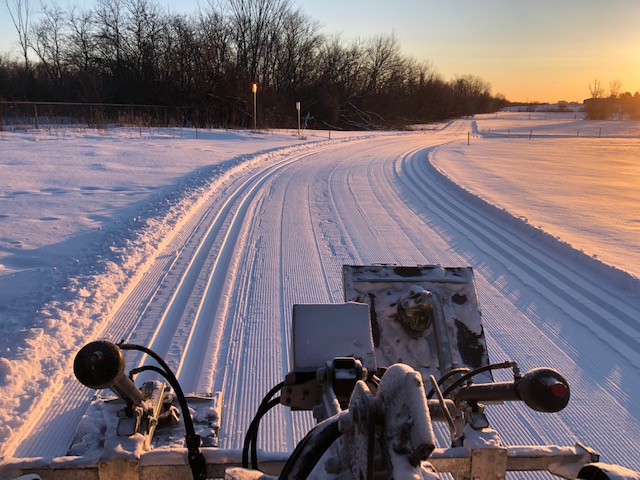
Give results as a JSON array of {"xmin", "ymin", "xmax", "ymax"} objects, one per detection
[
  {"xmin": 213, "ymin": 125, "xmax": 640, "ymax": 469},
  {"xmin": 6, "ymin": 123, "xmax": 640, "ymax": 472}
]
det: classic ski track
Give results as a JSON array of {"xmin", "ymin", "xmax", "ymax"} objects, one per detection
[
  {"xmin": 400, "ymin": 147, "xmax": 640, "ymax": 365},
  {"xmin": 393, "ymin": 142, "xmax": 639, "ymax": 468},
  {"xmin": 7, "ymin": 142, "xmax": 339, "ymax": 459},
  {"xmin": 9, "ymin": 174, "xmax": 231, "ymax": 459},
  {"xmin": 6, "ymin": 129, "xmax": 639, "ymax": 472},
  {"xmin": 203, "ymin": 144, "xmax": 360, "ymax": 450},
  {"xmin": 215, "ymin": 151, "xmax": 367, "ymax": 450},
  {"xmin": 163, "ymin": 160, "xmax": 286, "ymax": 391}
]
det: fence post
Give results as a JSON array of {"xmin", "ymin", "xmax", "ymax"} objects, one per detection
[
  {"xmin": 529, "ymin": 130, "xmax": 533, "ymax": 140},
  {"xmin": 34, "ymin": 104, "xmax": 39, "ymax": 129}
]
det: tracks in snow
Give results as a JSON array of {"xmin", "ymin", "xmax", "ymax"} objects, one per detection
[
  {"xmin": 392, "ymin": 143, "xmax": 640, "ymax": 468},
  {"xmin": 398, "ymin": 146, "xmax": 640, "ymax": 368},
  {"xmin": 7, "ymin": 128, "xmax": 639, "ymax": 472},
  {"xmin": 8, "ymin": 142, "xmax": 339, "ymax": 458}
]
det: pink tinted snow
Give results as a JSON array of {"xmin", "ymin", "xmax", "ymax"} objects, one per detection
[
  {"xmin": 432, "ymin": 114, "xmax": 640, "ymax": 279},
  {"xmin": 0, "ymin": 127, "xmax": 373, "ymax": 449},
  {"xmin": 0, "ymin": 117, "xmax": 638, "ymax": 463}
]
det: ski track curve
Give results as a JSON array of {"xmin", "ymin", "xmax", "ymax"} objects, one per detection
[
  {"xmin": 391, "ymin": 138, "xmax": 640, "ymax": 470},
  {"xmin": 6, "ymin": 126, "xmax": 640, "ymax": 476},
  {"xmin": 7, "ymin": 141, "xmax": 346, "ymax": 459}
]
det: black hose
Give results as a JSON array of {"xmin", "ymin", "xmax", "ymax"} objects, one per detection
[
  {"xmin": 118, "ymin": 343, "xmax": 206, "ymax": 480},
  {"xmin": 249, "ymin": 397, "xmax": 281, "ymax": 469},
  {"xmin": 129, "ymin": 365, "xmax": 168, "ymax": 382},
  {"xmin": 440, "ymin": 361, "xmax": 516, "ymax": 399},
  {"xmin": 426, "ymin": 367, "xmax": 470, "ymax": 399},
  {"xmin": 242, "ymin": 382, "xmax": 285, "ymax": 469},
  {"xmin": 278, "ymin": 414, "xmax": 343, "ymax": 480}
]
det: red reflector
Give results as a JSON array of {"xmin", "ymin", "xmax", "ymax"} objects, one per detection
[{"xmin": 550, "ymin": 382, "xmax": 568, "ymax": 397}]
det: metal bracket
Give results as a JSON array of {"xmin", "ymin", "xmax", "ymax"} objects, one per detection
[{"xmin": 470, "ymin": 447, "xmax": 508, "ymax": 480}]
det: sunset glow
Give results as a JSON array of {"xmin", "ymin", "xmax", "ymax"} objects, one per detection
[
  {"xmin": 297, "ymin": 0, "xmax": 640, "ymax": 103},
  {"xmin": 0, "ymin": 0, "xmax": 638, "ymax": 103}
]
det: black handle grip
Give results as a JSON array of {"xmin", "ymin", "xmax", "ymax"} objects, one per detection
[
  {"xmin": 457, "ymin": 368, "xmax": 570, "ymax": 413},
  {"xmin": 74, "ymin": 340, "xmax": 144, "ymax": 407}
]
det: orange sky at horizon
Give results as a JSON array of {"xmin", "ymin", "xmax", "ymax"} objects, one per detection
[{"xmin": 300, "ymin": 0, "xmax": 640, "ymax": 104}]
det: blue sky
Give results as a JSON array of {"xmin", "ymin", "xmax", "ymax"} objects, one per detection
[{"xmin": 2, "ymin": 0, "xmax": 638, "ymax": 102}]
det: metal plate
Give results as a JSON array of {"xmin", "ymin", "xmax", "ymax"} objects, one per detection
[{"xmin": 342, "ymin": 265, "xmax": 492, "ymax": 384}]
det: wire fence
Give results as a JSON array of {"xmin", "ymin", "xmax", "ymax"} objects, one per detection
[{"xmin": 0, "ymin": 101, "xmax": 236, "ymax": 132}]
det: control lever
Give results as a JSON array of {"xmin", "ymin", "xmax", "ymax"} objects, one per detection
[
  {"xmin": 74, "ymin": 340, "xmax": 144, "ymax": 408},
  {"xmin": 457, "ymin": 368, "xmax": 570, "ymax": 413}
]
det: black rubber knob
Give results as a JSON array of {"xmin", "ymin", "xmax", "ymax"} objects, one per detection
[
  {"xmin": 74, "ymin": 340, "xmax": 125, "ymax": 389},
  {"xmin": 518, "ymin": 368, "xmax": 570, "ymax": 412}
]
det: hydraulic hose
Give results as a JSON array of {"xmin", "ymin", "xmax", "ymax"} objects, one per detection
[{"xmin": 278, "ymin": 413, "xmax": 344, "ymax": 480}]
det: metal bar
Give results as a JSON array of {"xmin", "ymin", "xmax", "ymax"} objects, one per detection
[{"xmin": 3, "ymin": 444, "xmax": 599, "ymax": 479}]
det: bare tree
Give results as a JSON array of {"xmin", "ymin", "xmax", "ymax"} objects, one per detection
[
  {"xmin": 66, "ymin": 7, "xmax": 96, "ymax": 76},
  {"xmin": 225, "ymin": 0, "xmax": 291, "ymax": 83},
  {"xmin": 93, "ymin": 0, "xmax": 126, "ymax": 72},
  {"xmin": 30, "ymin": 0, "xmax": 66, "ymax": 83},
  {"xmin": 273, "ymin": 9, "xmax": 321, "ymax": 91},
  {"xmin": 124, "ymin": 0, "xmax": 163, "ymax": 80},
  {"xmin": 4, "ymin": 0, "xmax": 31, "ymax": 71},
  {"xmin": 589, "ymin": 78, "xmax": 605, "ymax": 99},
  {"xmin": 197, "ymin": 7, "xmax": 232, "ymax": 91},
  {"xmin": 609, "ymin": 79, "xmax": 622, "ymax": 98},
  {"xmin": 362, "ymin": 33, "xmax": 404, "ymax": 95}
]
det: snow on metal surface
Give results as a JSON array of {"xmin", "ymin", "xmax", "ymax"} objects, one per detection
[{"xmin": 342, "ymin": 264, "xmax": 492, "ymax": 384}]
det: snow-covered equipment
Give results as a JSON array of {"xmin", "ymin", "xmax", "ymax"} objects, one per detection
[{"xmin": 4, "ymin": 265, "xmax": 639, "ymax": 480}]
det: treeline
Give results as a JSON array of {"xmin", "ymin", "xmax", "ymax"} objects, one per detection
[
  {"xmin": 584, "ymin": 94, "xmax": 640, "ymax": 120},
  {"xmin": 0, "ymin": 0, "xmax": 508, "ymax": 129},
  {"xmin": 584, "ymin": 78, "xmax": 640, "ymax": 120}
]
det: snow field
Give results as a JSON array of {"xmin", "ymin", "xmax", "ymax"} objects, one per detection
[{"xmin": 0, "ymin": 116, "xmax": 638, "ymax": 476}]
